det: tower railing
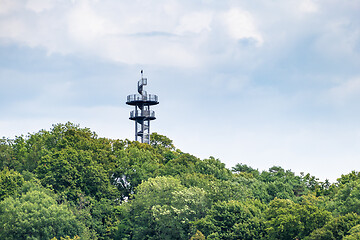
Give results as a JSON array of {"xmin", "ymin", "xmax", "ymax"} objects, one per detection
[
  {"xmin": 130, "ymin": 110, "xmax": 155, "ymax": 118},
  {"xmin": 127, "ymin": 94, "xmax": 158, "ymax": 103}
]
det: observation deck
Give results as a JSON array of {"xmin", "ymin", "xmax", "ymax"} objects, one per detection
[
  {"xmin": 129, "ymin": 110, "xmax": 156, "ymax": 120},
  {"xmin": 126, "ymin": 94, "xmax": 159, "ymax": 106},
  {"xmin": 126, "ymin": 70, "xmax": 159, "ymax": 144}
]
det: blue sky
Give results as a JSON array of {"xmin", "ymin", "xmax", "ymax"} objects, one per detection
[{"xmin": 0, "ymin": 0, "xmax": 359, "ymax": 181}]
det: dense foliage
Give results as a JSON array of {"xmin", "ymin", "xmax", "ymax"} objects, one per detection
[{"xmin": 0, "ymin": 122, "xmax": 359, "ymax": 239}]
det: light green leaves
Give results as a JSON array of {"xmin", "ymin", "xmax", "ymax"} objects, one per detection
[{"xmin": 0, "ymin": 183, "xmax": 83, "ymax": 240}]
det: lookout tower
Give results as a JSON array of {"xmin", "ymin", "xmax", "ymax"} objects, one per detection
[{"xmin": 126, "ymin": 71, "xmax": 159, "ymax": 144}]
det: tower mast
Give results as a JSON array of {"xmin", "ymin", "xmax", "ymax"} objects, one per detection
[{"xmin": 126, "ymin": 71, "xmax": 159, "ymax": 144}]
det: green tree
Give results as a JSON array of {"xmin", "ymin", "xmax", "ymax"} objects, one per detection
[
  {"xmin": 344, "ymin": 225, "xmax": 360, "ymax": 240},
  {"xmin": 190, "ymin": 230, "xmax": 206, "ymax": 240},
  {"xmin": 180, "ymin": 172, "xmax": 253, "ymax": 204},
  {"xmin": 149, "ymin": 132, "xmax": 178, "ymax": 163},
  {"xmin": 233, "ymin": 175, "xmax": 271, "ymax": 203},
  {"xmin": 265, "ymin": 196, "xmax": 331, "ymax": 240},
  {"xmin": 89, "ymin": 198, "xmax": 121, "ymax": 239},
  {"xmin": 126, "ymin": 176, "xmax": 208, "ymax": 240},
  {"xmin": 50, "ymin": 236, "xmax": 80, "ymax": 240},
  {"xmin": 112, "ymin": 144, "xmax": 162, "ymax": 200},
  {"xmin": 330, "ymin": 179, "xmax": 360, "ymax": 215},
  {"xmin": 195, "ymin": 157, "xmax": 232, "ymax": 181},
  {"xmin": 0, "ymin": 182, "xmax": 84, "ymax": 240},
  {"xmin": 162, "ymin": 153, "xmax": 200, "ymax": 176},
  {"xmin": 0, "ymin": 137, "xmax": 15, "ymax": 170},
  {"xmin": 232, "ymin": 163, "xmax": 260, "ymax": 178},
  {"xmin": 305, "ymin": 228, "xmax": 334, "ymax": 240},
  {"xmin": 336, "ymin": 171, "xmax": 360, "ymax": 185},
  {"xmin": 36, "ymin": 147, "xmax": 117, "ymax": 201},
  {"xmin": 194, "ymin": 200, "xmax": 266, "ymax": 240},
  {"xmin": 306, "ymin": 213, "xmax": 360, "ymax": 240},
  {"xmin": 0, "ymin": 168, "xmax": 24, "ymax": 200},
  {"xmin": 150, "ymin": 132, "xmax": 175, "ymax": 150}
]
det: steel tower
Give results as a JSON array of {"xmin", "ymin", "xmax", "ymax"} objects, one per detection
[{"xmin": 126, "ymin": 71, "xmax": 159, "ymax": 144}]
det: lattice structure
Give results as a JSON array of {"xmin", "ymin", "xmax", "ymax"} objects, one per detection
[{"xmin": 126, "ymin": 71, "xmax": 159, "ymax": 144}]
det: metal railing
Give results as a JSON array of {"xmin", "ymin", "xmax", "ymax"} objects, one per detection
[
  {"xmin": 138, "ymin": 78, "xmax": 147, "ymax": 88},
  {"xmin": 130, "ymin": 110, "xmax": 155, "ymax": 118},
  {"xmin": 127, "ymin": 94, "xmax": 158, "ymax": 102}
]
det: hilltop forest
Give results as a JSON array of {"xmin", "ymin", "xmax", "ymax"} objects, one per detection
[{"xmin": 1, "ymin": 122, "xmax": 360, "ymax": 240}]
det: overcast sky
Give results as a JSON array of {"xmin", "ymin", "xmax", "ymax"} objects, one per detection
[{"xmin": 0, "ymin": 0, "xmax": 359, "ymax": 181}]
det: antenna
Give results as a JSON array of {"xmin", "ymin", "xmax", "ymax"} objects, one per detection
[{"xmin": 126, "ymin": 71, "xmax": 159, "ymax": 144}]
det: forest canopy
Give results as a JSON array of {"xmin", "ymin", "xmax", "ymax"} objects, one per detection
[{"xmin": 0, "ymin": 122, "xmax": 359, "ymax": 240}]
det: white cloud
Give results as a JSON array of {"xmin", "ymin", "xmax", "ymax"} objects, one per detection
[
  {"xmin": 326, "ymin": 77, "xmax": 360, "ymax": 104},
  {"xmin": 222, "ymin": 8, "xmax": 263, "ymax": 46},
  {"xmin": 299, "ymin": 0, "xmax": 318, "ymax": 13},
  {"xmin": 67, "ymin": 1, "xmax": 113, "ymax": 44},
  {"xmin": 0, "ymin": 1, "xmax": 267, "ymax": 67},
  {"xmin": 26, "ymin": 0, "xmax": 55, "ymax": 13},
  {"xmin": 1, "ymin": 0, "xmax": 357, "ymax": 70},
  {"xmin": 0, "ymin": 17, "xmax": 24, "ymax": 40},
  {"xmin": 0, "ymin": 0, "xmax": 21, "ymax": 15},
  {"xmin": 175, "ymin": 11, "xmax": 212, "ymax": 34},
  {"xmin": 313, "ymin": 19, "xmax": 360, "ymax": 60}
]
